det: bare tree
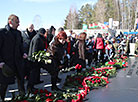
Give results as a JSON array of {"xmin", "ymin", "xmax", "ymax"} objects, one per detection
[
  {"xmin": 115, "ymin": 0, "xmax": 121, "ymax": 28},
  {"xmin": 66, "ymin": 7, "xmax": 79, "ymax": 29},
  {"xmin": 94, "ymin": 0, "xmax": 106, "ymax": 23},
  {"xmin": 134, "ymin": 0, "xmax": 138, "ymax": 30}
]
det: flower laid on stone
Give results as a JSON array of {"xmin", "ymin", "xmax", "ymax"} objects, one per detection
[
  {"xmin": 93, "ymin": 67, "xmax": 116, "ymax": 77},
  {"xmin": 14, "ymin": 55, "xmax": 128, "ymax": 102},
  {"xmin": 82, "ymin": 76, "xmax": 109, "ymax": 88}
]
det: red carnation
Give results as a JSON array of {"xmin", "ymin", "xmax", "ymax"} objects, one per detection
[
  {"xmin": 40, "ymin": 89, "xmax": 44, "ymax": 93},
  {"xmin": 92, "ymin": 67, "xmax": 95, "ymax": 70},
  {"xmin": 92, "ymin": 81, "xmax": 95, "ymax": 84},
  {"xmin": 48, "ymin": 92, "xmax": 52, "ymax": 96},
  {"xmin": 75, "ymin": 64, "xmax": 80, "ymax": 69},
  {"xmin": 72, "ymin": 52, "xmax": 75, "ymax": 55},
  {"xmin": 45, "ymin": 94, "xmax": 49, "ymax": 97},
  {"xmin": 78, "ymin": 65, "xmax": 82, "ymax": 69},
  {"xmin": 98, "ymin": 80, "xmax": 101, "ymax": 83},
  {"xmin": 46, "ymin": 98, "xmax": 53, "ymax": 102},
  {"xmin": 108, "ymin": 62, "xmax": 115, "ymax": 65}
]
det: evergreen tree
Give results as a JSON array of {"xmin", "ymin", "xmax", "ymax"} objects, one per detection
[{"xmin": 78, "ymin": 3, "xmax": 93, "ymax": 26}]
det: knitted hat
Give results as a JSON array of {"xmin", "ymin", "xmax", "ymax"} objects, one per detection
[{"xmin": 38, "ymin": 28, "xmax": 46, "ymax": 34}]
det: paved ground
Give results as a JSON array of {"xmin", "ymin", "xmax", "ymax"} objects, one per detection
[
  {"xmin": 4, "ymin": 56, "xmax": 138, "ymax": 102},
  {"xmin": 85, "ymin": 56, "xmax": 138, "ymax": 102},
  {"xmin": 5, "ymin": 68, "xmax": 76, "ymax": 101}
]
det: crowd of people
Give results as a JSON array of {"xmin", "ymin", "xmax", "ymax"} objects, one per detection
[{"xmin": 0, "ymin": 14, "xmax": 138, "ymax": 102}]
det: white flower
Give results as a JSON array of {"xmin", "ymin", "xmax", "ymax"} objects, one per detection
[
  {"xmin": 45, "ymin": 60, "xmax": 48, "ymax": 64},
  {"xmin": 46, "ymin": 52, "xmax": 50, "ymax": 57},
  {"xmin": 47, "ymin": 59, "xmax": 52, "ymax": 64}
]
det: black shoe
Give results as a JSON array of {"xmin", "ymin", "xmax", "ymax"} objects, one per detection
[
  {"xmin": 51, "ymin": 86, "xmax": 63, "ymax": 91},
  {"xmin": 35, "ymin": 80, "xmax": 44, "ymax": 85}
]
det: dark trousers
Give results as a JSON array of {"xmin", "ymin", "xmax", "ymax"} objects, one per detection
[
  {"xmin": 86, "ymin": 53, "xmax": 93, "ymax": 66},
  {"xmin": 27, "ymin": 62, "xmax": 40, "ymax": 88},
  {"xmin": 0, "ymin": 84, "xmax": 8, "ymax": 102},
  {"xmin": 51, "ymin": 72, "xmax": 58, "ymax": 88},
  {"xmin": 42, "ymin": 60, "xmax": 58, "ymax": 88},
  {"xmin": 16, "ymin": 76, "xmax": 25, "ymax": 95},
  {"xmin": 16, "ymin": 65, "xmax": 25, "ymax": 95}
]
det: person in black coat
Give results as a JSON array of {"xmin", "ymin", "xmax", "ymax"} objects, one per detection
[
  {"xmin": 21, "ymin": 24, "xmax": 36, "ymax": 53},
  {"xmin": 0, "ymin": 14, "xmax": 26, "ymax": 101},
  {"xmin": 47, "ymin": 31, "xmax": 67, "ymax": 91},
  {"xmin": 86, "ymin": 36, "xmax": 94, "ymax": 67},
  {"xmin": 27, "ymin": 28, "xmax": 46, "ymax": 92},
  {"xmin": 21, "ymin": 24, "xmax": 37, "ymax": 81},
  {"xmin": 47, "ymin": 26, "xmax": 56, "ymax": 45}
]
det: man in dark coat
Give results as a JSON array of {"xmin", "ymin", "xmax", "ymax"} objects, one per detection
[
  {"xmin": 21, "ymin": 24, "xmax": 36, "ymax": 81},
  {"xmin": 0, "ymin": 14, "xmax": 26, "ymax": 101},
  {"xmin": 27, "ymin": 28, "xmax": 46, "ymax": 92},
  {"xmin": 21, "ymin": 24, "xmax": 36, "ymax": 53},
  {"xmin": 47, "ymin": 26, "xmax": 56, "ymax": 45}
]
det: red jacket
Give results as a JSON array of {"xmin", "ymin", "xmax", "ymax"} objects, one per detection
[{"xmin": 96, "ymin": 38, "xmax": 104, "ymax": 49}]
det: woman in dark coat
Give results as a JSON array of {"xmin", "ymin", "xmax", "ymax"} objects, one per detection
[{"xmin": 47, "ymin": 31, "xmax": 67, "ymax": 91}]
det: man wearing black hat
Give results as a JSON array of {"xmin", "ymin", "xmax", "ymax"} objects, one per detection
[{"xmin": 27, "ymin": 28, "xmax": 46, "ymax": 92}]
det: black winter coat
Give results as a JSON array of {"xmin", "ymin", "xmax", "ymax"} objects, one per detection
[
  {"xmin": 47, "ymin": 37, "xmax": 65, "ymax": 67},
  {"xmin": 0, "ymin": 25, "xmax": 24, "ymax": 84},
  {"xmin": 28, "ymin": 33, "xmax": 46, "ymax": 59}
]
